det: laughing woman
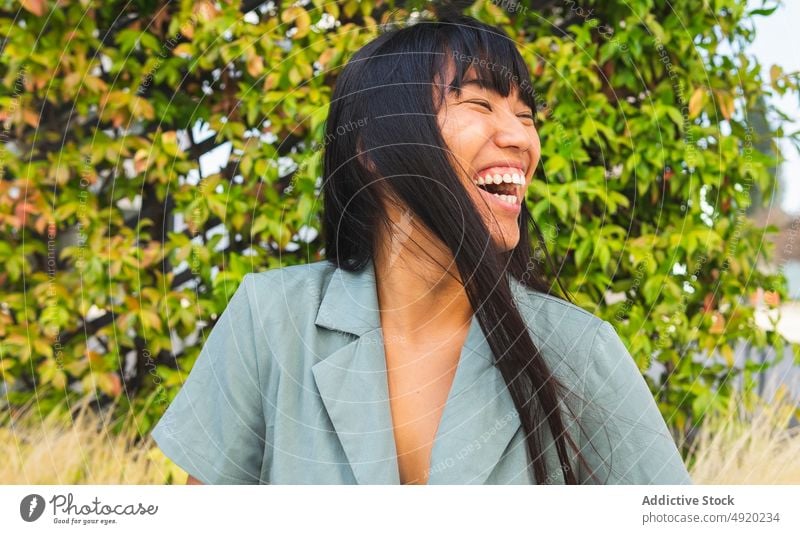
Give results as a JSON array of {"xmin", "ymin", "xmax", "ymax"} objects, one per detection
[{"xmin": 150, "ymin": 13, "xmax": 693, "ymax": 485}]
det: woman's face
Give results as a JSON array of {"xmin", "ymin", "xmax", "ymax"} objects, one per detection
[{"xmin": 436, "ymin": 67, "xmax": 541, "ymax": 252}]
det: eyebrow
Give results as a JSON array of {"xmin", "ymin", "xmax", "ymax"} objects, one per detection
[{"xmin": 447, "ymin": 78, "xmax": 493, "ymax": 94}]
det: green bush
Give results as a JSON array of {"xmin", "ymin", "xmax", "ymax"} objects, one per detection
[{"xmin": 0, "ymin": 0, "xmax": 797, "ymax": 453}]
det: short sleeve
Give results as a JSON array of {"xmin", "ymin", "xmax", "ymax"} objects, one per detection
[
  {"xmin": 150, "ymin": 274, "xmax": 267, "ymax": 484},
  {"xmin": 577, "ymin": 321, "xmax": 693, "ymax": 484}
]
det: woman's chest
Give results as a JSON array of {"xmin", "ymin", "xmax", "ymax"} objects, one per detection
[
  {"xmin": 384, "ymin": 338, "xmax": 463, "ymax": 484},
  {"xmin": 259, "ymin": 326, "xmax": 549, "ymax": 484}
]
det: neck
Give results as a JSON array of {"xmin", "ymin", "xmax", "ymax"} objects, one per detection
[{"xmin": 372, "ymin": 205, "xmax": 473, "ymax": 344}]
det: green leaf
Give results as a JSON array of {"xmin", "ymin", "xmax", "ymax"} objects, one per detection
[
  {"xmin": 748, "ymin": 7, "xmax": 779, "ymax": 16},
  {"xmin": 251, "ymin": 214, "xmax": 269, "ymax": 236},
  {"xmin": 575, "ymin": 239, "xmax": 592, "ymax": 267}
]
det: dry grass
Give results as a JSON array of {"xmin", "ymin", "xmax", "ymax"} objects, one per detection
[
  {"xmin": 0, "ymin": 397, "xmax": 186, "ymax": 484},
  {"xmin": 688, "ymin": 385, "xmax": 800, "ymax": 484},
  {"xmin": 1, "ymin": 388, "xmax": 798, "ymax": 484}
]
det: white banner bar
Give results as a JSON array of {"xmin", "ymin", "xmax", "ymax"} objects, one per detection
[{"xmin": 2, "ymin": 485, "xmax": 798, "ymax": 533}]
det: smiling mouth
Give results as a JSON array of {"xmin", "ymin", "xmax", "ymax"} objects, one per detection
[
  {"xmin": 471, "ymin": 168, "xmax": 525, "ymax": 206},
  {"xmin": 475, "ymin": 180, "xmax": 518, "ymax": 201}
]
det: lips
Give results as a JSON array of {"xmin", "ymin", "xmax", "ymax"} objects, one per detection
[
  {"xmin": 472, "ymin": 166, "xmax": 525, "ymax": 213},
  {"xmin": 473, "ymin": 183, "xmax": 521, "ymax": 213},
  {"xmin": 471, "ymin": 166, "xmax": 526, "ymax": 207}
]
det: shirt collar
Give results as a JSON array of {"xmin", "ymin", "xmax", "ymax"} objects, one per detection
[
  {"xmin": 311, "ymin": 257, "xmax": 526, "ymax": 484},
  {"xmin": 314, "ymin": 256, "xmax": 532, "ymax": 352}
]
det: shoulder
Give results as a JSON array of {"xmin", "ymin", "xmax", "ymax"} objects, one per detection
[
  {"xmin": 510, "ymin": 280, "xmax": 606, "ymax": 352},
  {"xmin": 246, "ymin": 259, "xmax": 334, "ymax": 290},
  {"xmin": 521, "ymin": 287, "xmax": 603, "ymax": 328},
  {"xmin": 233, "ymin": 260, "xmax": 337, "ymax": 387},
  {"xmin": 513, "ymin": 285, "xmax": 654, "ymax": 417},
  {"xmin": 244, "ymin": 260, "xmax": 334, "ymax": 321},
  {"xmin": 510, "ymin": 281, "xmax": 638, "ymax": 391}
]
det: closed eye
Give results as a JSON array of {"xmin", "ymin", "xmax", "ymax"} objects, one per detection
[
  {"xmin": 464, "ymin": 99, "xmax": 492, "ymax": 110},
  {"xmin": 464, "ymin": 99, "xmax": 535, "ymax": 123}
]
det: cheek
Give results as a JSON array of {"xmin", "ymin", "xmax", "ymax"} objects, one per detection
[
  {"xmin": 527, "ymin": 130, "xmax": 542, "ymax": 178},
  {"xmin": 532, "ymin": 129, "xmax": 542, "ymax": 155},
  {"xmin": 439, "ymin": 111, "xmax": 489, "ymax": 160}
]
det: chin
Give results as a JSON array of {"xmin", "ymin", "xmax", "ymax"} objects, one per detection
[{"xmin": 492, "ymin": 231, "xmax": 520, "ymax": 251}]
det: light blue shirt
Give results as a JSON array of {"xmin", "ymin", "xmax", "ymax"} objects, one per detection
[{"xmin": 150, "ymin": 258, "xmax": 693, "ymax": 484}]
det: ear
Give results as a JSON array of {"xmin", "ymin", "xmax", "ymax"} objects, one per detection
[{"xmin": 356, "ymin": 136, "xmax": 378, "ymax": 174}]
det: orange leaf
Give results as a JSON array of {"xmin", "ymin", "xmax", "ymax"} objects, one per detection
[
  {"xmin": 134, "ymin": 148, "xmax": 150, "ymax": 173},
  {"xmin": 132, "ymin": 96, "xmax": 155, "ymax": 120},
  {"xmin": 263, "ymin": 72, "xmax": 279, "ymax": 91},
  {"xmin": 194, "ymin": 1, "xmax": 219, "ymax": 22},
  {"xmin": 688, "ymin": 87, "xmax": 705, "ymax": 119},
  {"xmin": 318, "ymin": 48, "xmax": 335, "ymax": 69},
  {"xmin": 247, "ymin": 54, "xmax": 264, "ymax": 77},
  {"xmin": 709, "ymin": 311, "xmax": 725, "ymax": 334},
  {"xmin": 180, "ymin": 20, "xmax": 195, "ymax": 40},
  {"xmin": 34, "ymin": 214, "xmax": 50, "ymax": 234},
  {"xmin": 21, "ymin": 0, "xmax": 46, "ymax": 16},
  {"xmin": 23, "ymin": 108, "xmax": 40, "ymax": 128},
  {"xmin": 98, "ymin": 372, "xmax": 122, "ymax": 397},
  {"xmin": 173, "ymin": 43, "xmax": 193, "ymax": 57},
  {"xmin": 703, "ymin": 292, "xmax": 715, "ymax": 313},
  {"xmin": 764, "ymin": 290, "xmax": 780, "ymax": 307},
  {"xmin": 715, "ymin": 89, "xmax": 734, "ymax": 120},
  {"xmin": 14, "ymin": 202, "xmax": 36, "ymax": 227},
  {"xmin": 86, "ymin": 350, "xmax": 103, "ymax": 365}
]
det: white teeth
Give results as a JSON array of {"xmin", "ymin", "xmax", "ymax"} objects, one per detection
[
  {"xmin": 471, "ymin": 170, "xmax": 525, "ymax": 208},
  {"xmin": 469, "ymin": 178, "xmax": 519, "ymax": 205},
  {"xmin": 472, "ymin": 169, "xmax": 526, "ymax": 186},
  {"xmin": 489, "ymin": 193, "xmax": 516, "ymax": 205}
]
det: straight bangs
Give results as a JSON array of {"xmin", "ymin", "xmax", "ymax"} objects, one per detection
[{"xmin": 430, "ymin": 20, "xmax": 538, "ymax": 116}]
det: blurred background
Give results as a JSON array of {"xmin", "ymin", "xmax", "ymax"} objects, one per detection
[{"xmin": 0, "ymin": 0, "xmax": 798, "ymax": 484}]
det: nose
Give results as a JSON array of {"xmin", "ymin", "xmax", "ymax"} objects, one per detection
[{"xmin": 492, "ymin": 106, "xmax": 535, "ymax": 155}]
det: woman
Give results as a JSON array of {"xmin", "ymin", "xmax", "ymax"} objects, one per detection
[{"xmin": 151, "ymin": 13, "xmax": 692, "ymax": 485}]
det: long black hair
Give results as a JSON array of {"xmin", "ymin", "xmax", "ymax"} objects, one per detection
[{"xmin": 320, "ymin": 13, "xmax": 607, "ymax": 484}]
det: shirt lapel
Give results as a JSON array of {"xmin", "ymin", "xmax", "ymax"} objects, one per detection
[
  {"xmin": 311, "ymin": 258, "xmax": 523, "ymax": 484},
  {"xmin": 426, "ymin": 314, "xmax": 523, "ymax": 484},
  {"xmin": 311, "ymin": 261, "xmax": 400, "ymax": 484}
]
